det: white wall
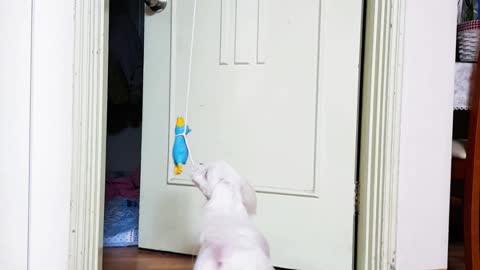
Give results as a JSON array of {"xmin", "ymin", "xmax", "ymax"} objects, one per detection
[
  {"xmin": 28, "ymin": 0, "xmax": 75, "ymax": 269},
  {"xmin": 0, "ymin": 1, "xmax": 32, "ymax": 269},
  {"xmin": 396, "ymin": 0, "xmax": 457, "ymax": 269}
]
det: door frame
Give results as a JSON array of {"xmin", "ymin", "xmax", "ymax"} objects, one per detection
[
  {"xmin": 68, "ymin": 0, "xmax": 109, "ymax": 269},
  {"xmin": 67, "ymin": 0, "xmax": 405, "ymax": 269},
  {"xmin": 356, "ymin": 0, "xmax": 405, "ymax": 269}
]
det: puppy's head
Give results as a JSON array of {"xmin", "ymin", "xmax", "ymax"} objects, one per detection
[{"xmin": 191, "ymin": 161, "xmax": 257, "ymax": 215}]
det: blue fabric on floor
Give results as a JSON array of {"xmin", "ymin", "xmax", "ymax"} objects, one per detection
[{"xmin": 103, "ymin": 198, "xmax": 139, "ymax": 247}]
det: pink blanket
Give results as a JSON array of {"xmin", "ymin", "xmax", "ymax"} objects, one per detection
[{"xmin": 105, "ymin": 168, "xmax": 140, "ymax": 201}]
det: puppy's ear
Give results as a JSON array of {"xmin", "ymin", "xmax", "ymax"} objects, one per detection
[{"xmin": 241, "ymin": 180, "xmax": 257, "ymax": 215}]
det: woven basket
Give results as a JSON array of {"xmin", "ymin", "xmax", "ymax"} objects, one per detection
[{"xmin": 457, "ymin": 20, "xmax": 480, "ymax": 62}]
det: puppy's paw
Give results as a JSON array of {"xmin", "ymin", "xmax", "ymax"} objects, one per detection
[
  {"xmin": 191, "ymin": 163, "xmax": 207, "ymax": 183},
  {"xmin": 191, "ymin": 163, "xmax": 206, "ymax": 175}
]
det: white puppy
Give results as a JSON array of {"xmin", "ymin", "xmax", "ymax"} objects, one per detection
[{"xmin": 191, "ymin": 161, "xmax": 274, "ymax": 270}]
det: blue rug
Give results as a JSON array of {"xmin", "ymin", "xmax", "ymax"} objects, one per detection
[{"xmin": 103, "ymin": 198, "xmax": 139, "ymax": 247}]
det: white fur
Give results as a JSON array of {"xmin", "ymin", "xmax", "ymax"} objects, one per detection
[{"xmin": 191, "ymin": 161, "xmax": 274, "ymax": 270}]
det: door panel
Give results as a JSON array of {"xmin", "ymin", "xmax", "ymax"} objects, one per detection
[{"xmin": 140, "ymin": 0, "xmax": 362, "ymax": 269}]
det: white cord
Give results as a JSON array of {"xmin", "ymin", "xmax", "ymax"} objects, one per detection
[{"xmin": 182, "ymin": 0, "xmax": 199, "ymax": 165}]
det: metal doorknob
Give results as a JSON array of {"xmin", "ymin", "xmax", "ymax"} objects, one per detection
[{"xmin": 145, "ymin": 0, "xmax": 167, "ymax": 13}]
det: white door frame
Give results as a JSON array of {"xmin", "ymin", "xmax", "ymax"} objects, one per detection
[
  {"xmin": 68, "ymin": 0, "xmax": 109, "ymax": 269},
  {"xmin": 67, "ymin": 0, "xmax": 405, "ymax": 269},
  {"xmin": 356, "ymin": 0, "xmax": 405, "ymax": 269}
]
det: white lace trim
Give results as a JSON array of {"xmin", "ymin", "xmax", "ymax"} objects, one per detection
[{"xmin": 454, "ymin": 62, "xmax": 475, "ymax": 110}]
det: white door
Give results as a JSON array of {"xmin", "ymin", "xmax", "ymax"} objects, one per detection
[
  {"xmin": 0, "ymin": 1, "xmax": 32, "ymax": 269},
  {"xmin": 140, "ymin": 0, "xmax": 362, "ymax": 269}
]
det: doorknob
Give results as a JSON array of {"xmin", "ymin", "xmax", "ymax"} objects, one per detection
[{"xmin": 145, "ymin": 0, "xmax": 167, "ymax": 13}]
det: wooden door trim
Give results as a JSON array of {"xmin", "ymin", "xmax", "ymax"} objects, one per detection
[
  {"xmin": 67, "ymin": 0, "xmax": 406, "ymax": 268},
  {"xmin": 356, "ymin": 0, "xmax": 406, "ymax": 269}
]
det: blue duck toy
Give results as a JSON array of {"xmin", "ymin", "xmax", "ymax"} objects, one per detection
[{"xmin": 173, "ymin": 117, "xmax": 191, "ymax": 175}]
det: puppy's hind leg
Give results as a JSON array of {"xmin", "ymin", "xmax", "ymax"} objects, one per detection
[
  {"xmin": 221, "ymin": 250, "xmax": 272, "ymax": 270},
  {"xmin": 194, "ymin": 249, "xmax": 220, "ymax": 270}
]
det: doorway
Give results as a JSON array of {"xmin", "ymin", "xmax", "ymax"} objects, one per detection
[
  {"xmin": 103, "ymin": 0, "xmax": 143, "ymax": 251},
  {"xmin": 69, "ymin": 0, "xmax": 403, "ymax": 269}
]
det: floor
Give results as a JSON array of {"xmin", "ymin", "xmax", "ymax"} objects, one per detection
[
  {"xmin": 103, "ymin": 247, "xmax": 195, "ymax": 270},
  {"xmin": 103, "ymin": 247, "xmax": 291, "ymax": 270},
  {"xmin": 449, "ymin": 243, "xmax": 465, "ymax": 270},
  {"xmin": 448, "ymin": 195, "xmax": 465, "ymax": 270},
  {"xmin": 104, "ymin": 245, "xmax": 464, "ymax": 270}
]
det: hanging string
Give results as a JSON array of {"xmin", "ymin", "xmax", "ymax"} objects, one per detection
[{"xmin": 179, "ymin": 0, "xmax": 199, "ymax": 166}]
